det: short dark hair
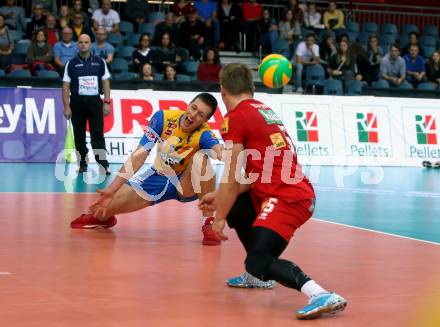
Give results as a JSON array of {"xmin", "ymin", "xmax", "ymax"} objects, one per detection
[
  {"xmin": 220, "ymin": 63, "xmax": 254, "ymax": 96},
  {"xmin": 305, "ymin": 32, "xmax": 316, "ymax": 40},
  {"xmin": 391, "ymin": 43, "xmax": 400, "ymax": 51},
  {"xmin": 408, "ymin": 31, "xmax": 420, "ymax": 39},
  {"xmin": 191, "ymin": 93, "xmax": 218, "ymax": 119}
]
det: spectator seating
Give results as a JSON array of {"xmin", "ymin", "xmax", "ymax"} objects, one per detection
[{"xmin": 323, "ymin": 79, "xmax": 343, "ymax": 95}]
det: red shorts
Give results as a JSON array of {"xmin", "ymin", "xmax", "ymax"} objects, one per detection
[{"xmin": 251, "ymin": 192, "xmax": 315, "ymax": 242}]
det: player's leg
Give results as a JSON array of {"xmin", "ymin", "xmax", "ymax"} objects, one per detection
[
  {"xmin": 71, "ymin": 183, "xmax": 153, "ymax": 229},
  {"xmin": 225, "ymin": 191, "xmax": 276, "ymax": 288},
  {"xmin": 178, "ymin": 152, "xmax": 220, "ymax": 245},
  {"xmin": 178, "ymin": 152, "xmax": 216, "ymax": 209},
  {"xmin": 244, "ymin": 199, "xmax": 347, "ymax": 320}
]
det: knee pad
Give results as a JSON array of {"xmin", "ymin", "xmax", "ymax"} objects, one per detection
[{"xmin": 245, "ymin": 252, "xmax": 274, "ymax": 281}]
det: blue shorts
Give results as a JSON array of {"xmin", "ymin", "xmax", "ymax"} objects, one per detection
[{"xmin": 127, "ymin": 168, "xmax": 198, "ymax": 205}]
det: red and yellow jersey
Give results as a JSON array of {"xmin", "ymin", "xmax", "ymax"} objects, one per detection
[{"xmin": 220, "ymin": 99, "xmax": 315, "ymax": 202}]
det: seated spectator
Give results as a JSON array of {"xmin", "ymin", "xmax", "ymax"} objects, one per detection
[
  {"xmin": 124, "ymin": 0, "xmax": 149, "ymax": 32},
  {"xmin": 217, "ymin": 0, "xmax": 241, "ymax": 51},
  {"xmin": 293, "ymin": 32, "xmax": 320, "ymax": 93},
  {"xmin": 26, "ymin": 3, "xmax": 46, "ymax": 39},
  {"xmin": 259, "ymin": 9, "xmax": 277, "ymax": 54},
  {"xmin": 327, "ymin": 39, "xmax": 355, "ymax": 91},
  {"xmin": 53, "ymin": 26, "xmax": 78, "ymax": 73},
  {"xmin": 153, "ymin": 13, "xmax": 180, "ymax": 46},
  {"xmin": 427, "ymin": 51, "xmax": 440, "ymax": 88},
  {"xmin": 91, "ymin": 28, "xmax": 114, "ymax": 65},
  {"xmin": 242, "ymin": 0, "xmax": 263, "ymax": 52},
  {"xmin": 71, "ymin": 12, "xmax": 95, "ymax": 42},
  {"xmin": 319, "ymin": 31, "xmax": 337, "ymax": 69},
  {"xmin": 32, "ymin": 0, "xmax": 57, "ymax": 16},
  {"xmin": 155, "ymin": 32, "xmax": 180, "ymax": 72},
  {"xmin": 132, "ymin": 33, "xmax": 156, "ymax": 73},
  {"xmin": 163, "ymin": 64, "xmax": 177, "ymax": 81},
  {"xmin": 71, "ymin": 0, "xmax": 90, "ymax": 29},
  {"xmin": 179, "ymin": 8, "xmax": 206, "ymax": 61},
  {"xmin": 198, "ymin": 47, "xmax": 221, "ymax": 82},
  {"xmin": 279, "ymin": 9, "xmax": 301, "ymax": 46},
  {"xmin": 0, "ymin": 13, "xmax": 14, "ymax": 70},
  {"xmin": 0, "ymin": 0, "xmax": 26, "ymax": 31},
  {"xmin": 58, "ymin": 5, "xmax": 72, "ymax": 29},
  {"xmin": 92, "ymin": 0, "xmax": 120, "ymax": 34},
  {"xmin": 43, "ymin": 14, "xmax": 60, "ymax": 47},
  {"xmin": 361, "ymin": 33, "xmax": 382, "ymax": 85},
  {"xmin": 401, "ymin": 32, "xmax": 425, "ymax": 58},
  {"xmin": 140, "ymin": 62, "xmax": 154, "ymax": 80},
  {"xmin": 284, "ymin": 0, "xmax": 304, "ymax": 24},
  {"xmin": 171, "ymin": 0, "xmax": 193, "ymax": 24},
  {"xmin": 304, "ymin": 2, "xmax": 323, "ymax": 32},
  {"xmin": 379, "ymin": 43, "xmax": 410, "ymax": 87},
  {"xmin": 404, "ymin": 44, "xmax": 426, "ymax": 87},
  {"xmin": 195, "ymin": 0, "xmax": 220, "ymax": 46},
  {"xmin": 26, "ymin": 30, "xmax": 54, "ymax": 75},
  {"xmin": 323, "ymin": 1, "xmax": 345, "ymax": 31}
]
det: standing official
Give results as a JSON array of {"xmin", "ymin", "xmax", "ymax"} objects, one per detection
[{"xmin": 62, "ymin": 33, "xmax": 111, "ymax": 174}]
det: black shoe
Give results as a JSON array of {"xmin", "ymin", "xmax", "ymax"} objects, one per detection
[
  {"xmin": 100, "ymin": 166, "xmax": 111, "ymax": 176},
  {"xmin": 78, "ymin": 165, "xmax": 87, "ymax": 173}
]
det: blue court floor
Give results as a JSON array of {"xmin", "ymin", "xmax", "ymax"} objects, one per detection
[{"xmin": 1, "ymin": 163, "xmax": 439, "ymax": 244}]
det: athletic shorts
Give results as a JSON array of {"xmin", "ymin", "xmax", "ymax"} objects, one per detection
[
  {"xmin": 250, "ymin": 192, "xmax": 316, "ymax": 242},
  {"xmin": 127, "ymin": 168, "xmax": 198, "ymax": 205}
]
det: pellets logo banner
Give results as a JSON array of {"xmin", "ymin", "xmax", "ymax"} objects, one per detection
[
  {"xmin": 415, "ymin": 115, "xmax": 437, "ymax": 145},
  {"xmin": 295, "ymin": 111, "xmax": 319, "ymax": 142},
  {"xmin": 357, "ymin": 112, "xmax": 379, "ymax": 143}
]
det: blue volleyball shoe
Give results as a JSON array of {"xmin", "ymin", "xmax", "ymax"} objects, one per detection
[
  {"xmin": 296, "ymin": 292, "xmax": 347, "ymax": 320},
  {"xmin": 226, "ymin": 272, "xmax": 275, "ymax": 289}
]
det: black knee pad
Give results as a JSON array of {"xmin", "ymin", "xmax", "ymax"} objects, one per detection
[
  {"xmin": 245, "ymin": 252, "xmax": 274, "ymax": 281},
  {"xmin": 226, "ymin": 191, "xmax": 257, "ymax": 229}
]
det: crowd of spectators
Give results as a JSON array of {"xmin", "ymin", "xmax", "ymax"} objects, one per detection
[{"xmin": 0, "ymin": 0, "xmax": 438, "ymax": 91}]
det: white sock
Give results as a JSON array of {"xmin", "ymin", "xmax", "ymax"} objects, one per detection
[
  {"xmin": 300, "ymin": 280, "xmax": 328, "ymax": 299},
  {"xmin": 201, "ymin": 215, "xmax": 213, "ymax": 225}
]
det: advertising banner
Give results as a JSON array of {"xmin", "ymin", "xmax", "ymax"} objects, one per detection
[
  {"xmin": 1, "ymin": 87, "xmax": 439, "ymax": 167},
  {"xmin": 0, "ymin": 88, "xmax": 66, "ymax": 162}
]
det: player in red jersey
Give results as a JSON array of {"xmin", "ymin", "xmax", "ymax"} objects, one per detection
[{"xmin": 199, "ymin": 63, "xmax": 347, "ymax": 320}]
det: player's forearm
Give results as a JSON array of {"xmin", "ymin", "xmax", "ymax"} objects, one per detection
[
  {"xmin": 239, "ymin": 183, "xmax": 251, "ymax": 194},
  {"xmin": 215, "ymin": 181, "xmax": 240, "ymax": 220}
]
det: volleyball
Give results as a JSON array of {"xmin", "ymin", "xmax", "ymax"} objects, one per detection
[{"xmin": 258, "ymin": 54, "xmax": 293, "ymax": 88}]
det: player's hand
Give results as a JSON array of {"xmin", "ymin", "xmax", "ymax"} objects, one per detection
[
  {"xmin": 103, "ymin": 103, "xmax": 111, "ymax": 116},
  {"xmin": 212, "ymin": 218, "xmax": 228, "ymax": 241},
  {"xmin": 63, "ymin": 106, "xmax": 72, "ymax": 120},
  {"xmin": 198, "ymin": 191, "xmax": 217, "ymax": 212},
  {"xmin": 90, "ymin": 188, "xmax": 114, "ymax": 218}
]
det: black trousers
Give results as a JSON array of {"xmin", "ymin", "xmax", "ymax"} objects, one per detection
[{"xmin": 70, "ymin": 95, "xmax": 109, "ymax": 168}]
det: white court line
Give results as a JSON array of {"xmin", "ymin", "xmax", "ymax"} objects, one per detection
[
  {"xmin": 312, "ymin": 218, "xmax": 440, "ymax": 247},
  {"xmin": 0, "ymin": 272, "xmax": 12, "ymax": 275},
  {"xmin": 315, "ymin": 186, "xmax": 440, "ymax": 198}
]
